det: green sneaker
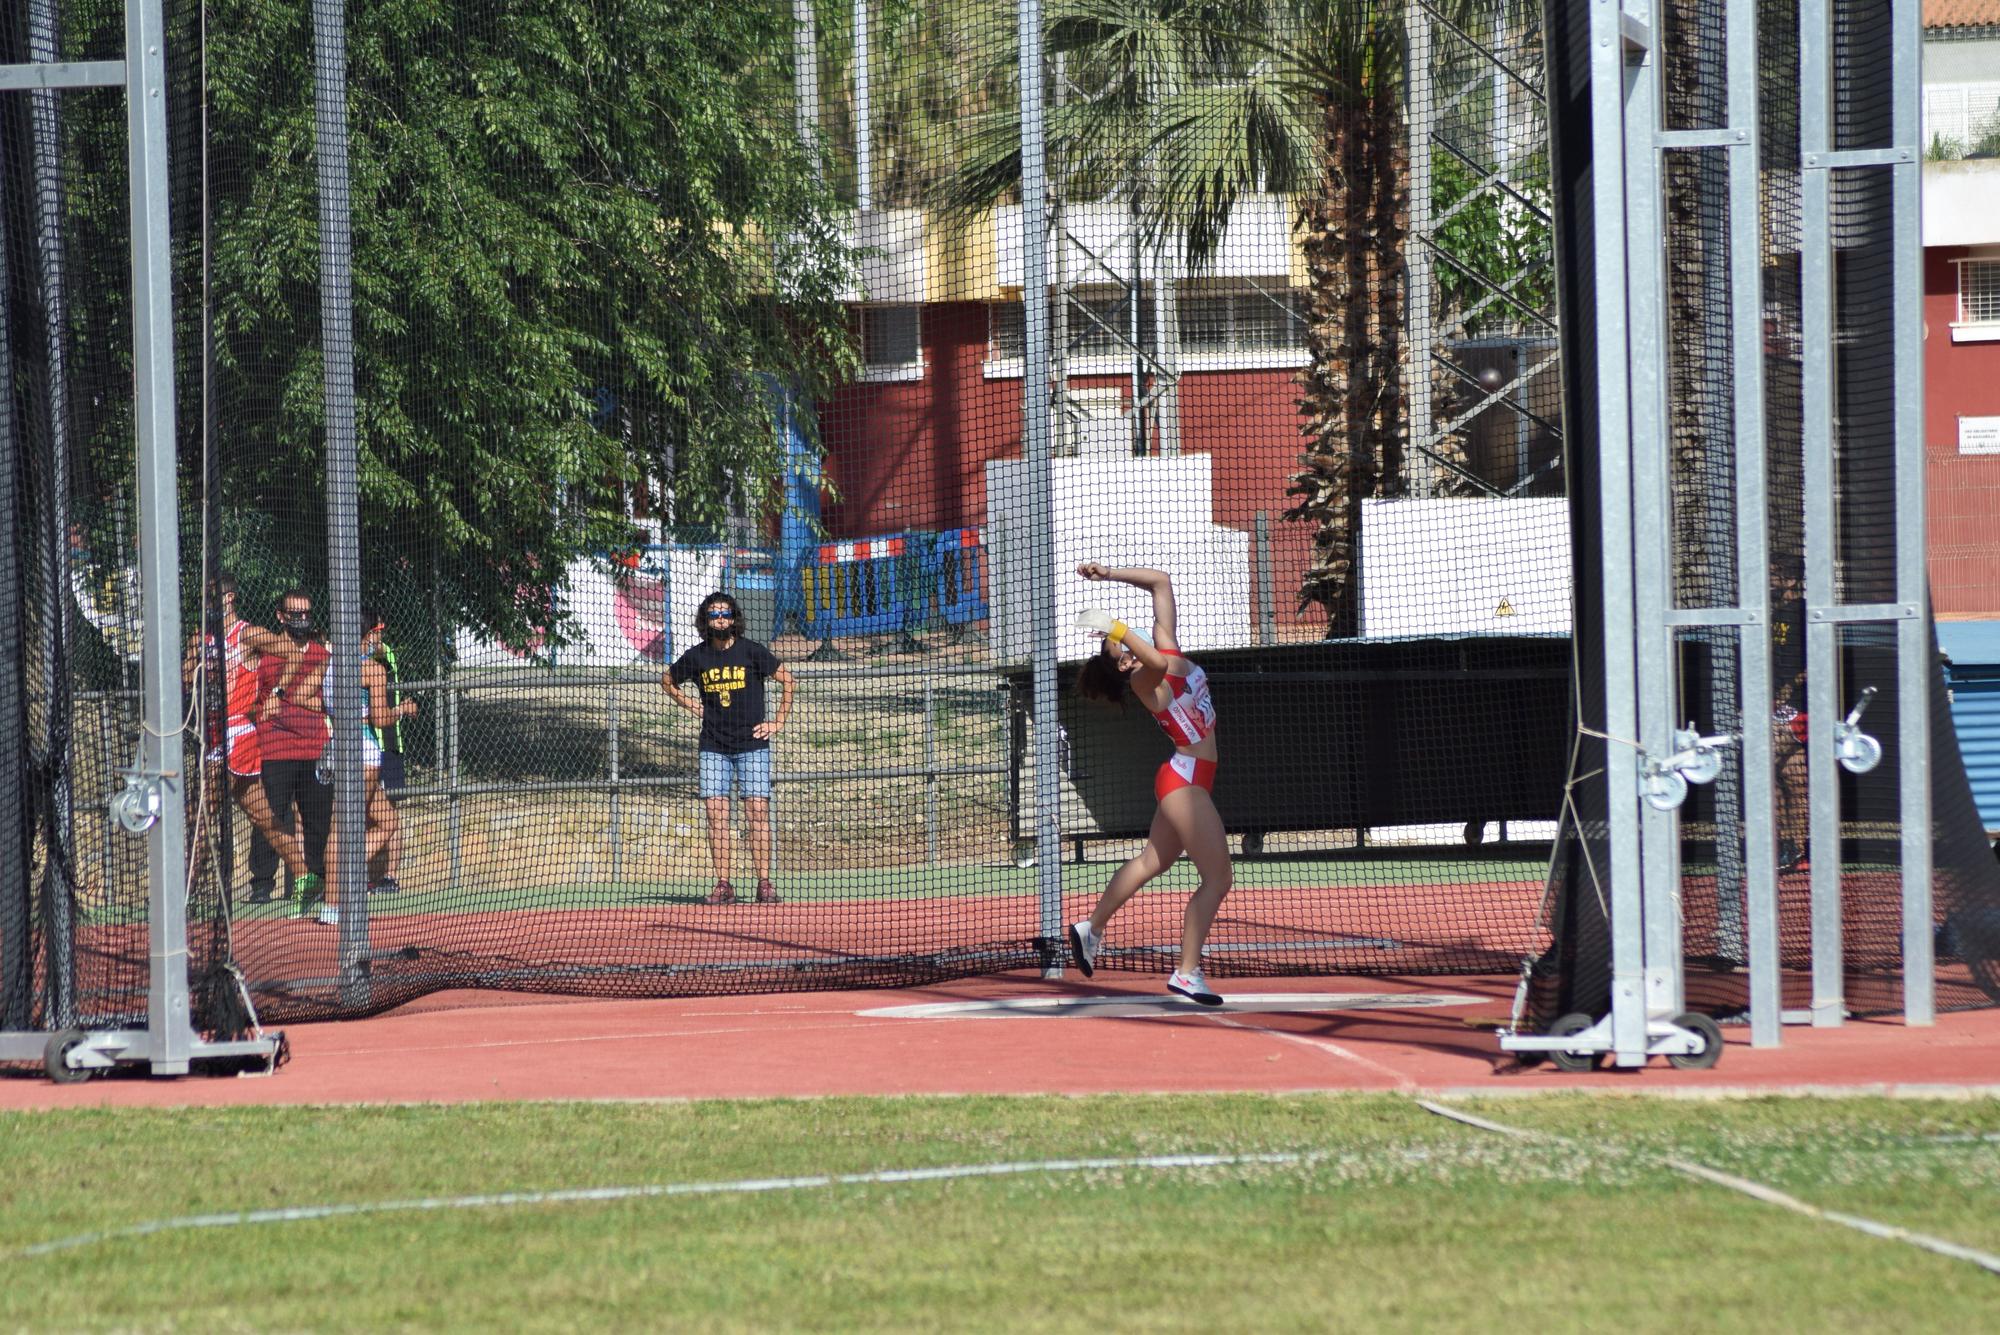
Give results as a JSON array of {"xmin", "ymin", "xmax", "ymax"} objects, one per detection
[{"xmin": 294, "ymin": 873, "xmax": 324, "ymax": 919}]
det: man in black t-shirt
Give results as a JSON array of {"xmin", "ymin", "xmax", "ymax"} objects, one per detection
[{"xmin": 663, "ymin": 591, "xmax": 796, "ymax": 904}]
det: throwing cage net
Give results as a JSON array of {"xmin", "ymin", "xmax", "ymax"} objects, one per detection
[
  {"xmin": 2, "ymin": 0, "xmax": 1994, "ymax": 1038},
  {"xmin": 1528, "ymin": 0, "xmax": 2000, "ymax": 1032}
]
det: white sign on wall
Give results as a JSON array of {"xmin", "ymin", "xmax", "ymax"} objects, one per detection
[
  {"xmin": 1359, "ymin": 497, "xmax": 1572, "ymax": 637},
  {"xmin": 983, "ymin": 456, "xmax": 1252, "ymax": 662},
  {"xmin": 1958, "ymin": 415, "xmax": 2000, "ymax": 456}
]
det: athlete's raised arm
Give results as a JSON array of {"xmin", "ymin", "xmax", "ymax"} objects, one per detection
[{"xmin": 1076, "ymin": 563, "xmax": 1178, "ymax": 654}]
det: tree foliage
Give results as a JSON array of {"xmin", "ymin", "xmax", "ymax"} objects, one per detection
[
  {"xmin": 44, "ymin": 0, "xmax": 858, "ymax": 654},
  {"xmin": 204, "ymin": 0, "xmax": 859, "ymax": 648}
]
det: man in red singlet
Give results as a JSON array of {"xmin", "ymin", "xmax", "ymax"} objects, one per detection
[{"xmin": 255, "ymin": 589, "xmax": 335, "ymax": 917}]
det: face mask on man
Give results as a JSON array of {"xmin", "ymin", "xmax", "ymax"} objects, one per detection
[{"xmin": 280, "ymin": 611, "xmax": 313, "ymax": 640}]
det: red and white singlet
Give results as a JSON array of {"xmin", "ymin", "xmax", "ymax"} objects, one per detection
[
  {"xmin": 1147, "ymin": 663, "xmax": 1216, "ymax": 748},
  {"xmin": 204, "ymin": 620, "xmax": 265, "ymax": 777},
  {"xmin": 222, "ymin": 620, "xmax": 261, "ymax": 722}
]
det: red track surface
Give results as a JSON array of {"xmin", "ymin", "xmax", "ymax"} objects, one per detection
[{"xmin": 6, "ymin": 971, "xmax": 1999, "ymax": 1109}]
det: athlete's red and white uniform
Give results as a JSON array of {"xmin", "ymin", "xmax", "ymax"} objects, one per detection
[
  {"xmin": 219, "ymin": 620, "xmax": 263, "ymax": 777},
  {"xmin": 1147, "ymin": 662, "xmax": 1218, "ymax": 798}
]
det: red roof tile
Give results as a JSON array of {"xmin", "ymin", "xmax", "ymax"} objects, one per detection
[{"xmin": 1928, "ymin": 1, "xmax": 2000, "ymax": 29}]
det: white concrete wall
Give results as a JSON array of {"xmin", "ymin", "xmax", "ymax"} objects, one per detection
[
  {"xmin": 983, "ymin": 456, "xmax": 1251, "ymax": 662},
  {"xmin": 843, "ymin": 207, "xmax": 928, "ymax": 304},
  {"xmin": 993, "ymin": 195, "xmax": 1296, "ymax": 289},
  {"xmin": 1924, "ymin": 159, "xmax": 2000, "ymax": 248}
]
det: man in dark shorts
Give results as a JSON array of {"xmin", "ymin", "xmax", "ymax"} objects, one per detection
[
  {"xmin": 661, "ymin": 591, "xmax": 796, "ymax": 904},
  {"xmin": 255, "ymin": 588, "xmax": 333, "ymax": 917}
]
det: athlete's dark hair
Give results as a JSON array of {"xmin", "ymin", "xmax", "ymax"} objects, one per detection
[
  {"xmin": 695, "ymin": 590, "xmax": 745, "ymax": 636},
  {"xmin": 1075, "ymin": 652, "xmax": 1127, "ymax": 704}
]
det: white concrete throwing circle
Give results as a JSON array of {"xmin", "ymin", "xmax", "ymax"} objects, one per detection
[{"xmin": 857, "ymin": 993, "xmax": 1490, "ymax": 1020}]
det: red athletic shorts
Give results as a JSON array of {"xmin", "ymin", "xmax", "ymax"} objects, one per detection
[
  {"xmin": 1155, "ymin": 754, "xmax": 1217, "ymax": 800},
  {"xmin": 225, "ymin": 718, "xmax": 261, "ymax": 778}
]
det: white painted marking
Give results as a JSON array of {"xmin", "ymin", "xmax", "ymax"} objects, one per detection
[
  {"xmin": 1418, "ymin": 1100, "xmax": 2000, "ymax": 1278},
  {"xmin": 1205, "ymin": 1013, "xmax": 1421, "ymax": 1091},
  {"xmin": 10, "ymin": 1152, "xmax": 1317, "ymax": 1259},
  {"xmin": 856, "ymin": 992, "xmax": 1489, "ymax": 1020}
]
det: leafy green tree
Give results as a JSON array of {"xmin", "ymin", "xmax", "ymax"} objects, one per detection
[
  {"xmin": 49, "ymin": 0, "xmax": 858, "ymax": 657},
  {"xmin": 209, "ymin": 0, "xmax": 859, "ymax": 650},
  {"xmin": 812, "ymin": 0, "xmax": 1023, "ymax": 210}
]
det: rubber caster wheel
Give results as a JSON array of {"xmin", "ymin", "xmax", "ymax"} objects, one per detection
[
  {"xmin": 1667, "ymin": 1012, "xmax": 1723, "ymax": 1070},
  {"xmin": 1548, "ymin": 1012, "xmax": 1602, "ymax": 1073},
  {"xmin": 1463, "ymin": 820, "xmax": 1486, "ymax": 846},
  {"xmin": 1242, "ymin": 832, "xmax": 1265, "ymax": 857},
  {"xmin": 44, "ymin": 1029, "xmax": 93, "ymax": 1085}
]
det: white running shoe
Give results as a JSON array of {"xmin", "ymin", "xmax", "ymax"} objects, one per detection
[
  {"xmin": 1068, "ymin": 920, "xmax": 1099, "ymax": 977},
  {"xmin": 1167, "ymin": 967, "xmax": 1222, "ymax": 1006}
]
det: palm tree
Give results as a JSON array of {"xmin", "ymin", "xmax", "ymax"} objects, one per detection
[{"xmin": 928, "ymin": 0, "xmax": 1436, "ymax": 634}]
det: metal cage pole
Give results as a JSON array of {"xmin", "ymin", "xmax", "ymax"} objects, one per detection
[
  {"xmin": 311, "ymin": 0, "xmax": 370, "ymax": 1002},
  {"xmin": 126, "ymin": 0, "xmax": 195, "ymax": 1074},
  {"xmin": 1797, "ymin": 0, "xmax": 1842, "ymax": 1027},
  {"xmin": 1889, "ymin": 0, "xmax": 1933, "ymax": 1027},
  {"xmin": 1725, "ymin": 0, "xmax": 1781, "ymax": 1047},
  {"xmin": 1018, "ymin": 0, "xmax": 1065, "ymax": 974},
  {"xmin": 1404, "ymin": 0, "xmax": 1437, "ymax": 498},
  {"xmin": 1623, "ymin": 0, "xmax": 1686, "ymax": 1041},
  {"xmin": 1592, "ymin": 0, "xmax": 1648, "ymax": 1065}
]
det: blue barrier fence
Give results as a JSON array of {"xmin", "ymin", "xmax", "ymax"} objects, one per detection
[{"xmin": 777, "ymin": 528, "xmax": 988, "ymax": 641}]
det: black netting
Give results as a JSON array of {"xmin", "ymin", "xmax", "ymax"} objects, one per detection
[
  {"xmin": 1, "ymin": 3, "xmax": 151, "ymax": 1038},
  {"xmin": 5, "ymin": 1, "xmax": 1994, "ymax": 1043},
  {"xmin": 1528, "ymin": 0, "xmax": 2000, "ymax": 1031},
  {"xmin": 161, "ymin": 0, "xmax": 1578, "ymax": 1024}
]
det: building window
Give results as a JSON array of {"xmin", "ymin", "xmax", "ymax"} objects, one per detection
[
  {"xmin": 989, "ymin": 301, "xmax": 1024, "ymax": 360},
  {"xmin": 987, "ymin": 281, "xmax": 1306, "ymax": 372},
  {"xmin": 988, "ymin": 288, "xmax": 1157, "ymax": 362},
  {"xmin": 1960, "ymin": 258, "xmax": 2000, "ymax": 326},
  {"xmin": 1178, "ymin": 287, "xmax": 1309, "ymax": 354},
  {"xmin": 860, "ymin": 305, "xmax": 923, "ymax": 379}
]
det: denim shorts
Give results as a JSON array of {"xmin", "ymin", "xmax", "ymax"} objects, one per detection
[{"xmin": 699, "ymin": 747, "xmax": 773, "ymax": 800}]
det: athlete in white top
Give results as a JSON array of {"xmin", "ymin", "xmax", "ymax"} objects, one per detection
[
  {"xmin": 315, "ymin": 608, "xmax": 419, "ymax": 928},
  {"xmin": 1067, "ymin": 563, "xmax": 1232, "ymax": 1005}
]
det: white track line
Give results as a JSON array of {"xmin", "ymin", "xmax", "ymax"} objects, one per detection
[
  {"xmin": 8, "ymin": 1152, "xmax": 1314, "ymax": 1260},
  {"xmin": 1203, "ymin": 1013, "xmax": 1420, "ymax": 1091},
  {"xmin": 1417, "ymin": 1099, "xmax": 2000, "ymax": 1278}
]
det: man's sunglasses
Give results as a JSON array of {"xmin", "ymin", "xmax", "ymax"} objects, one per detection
[{"xmin": 703, "ymin": 609, "xmax": 736, "ymax": 620}]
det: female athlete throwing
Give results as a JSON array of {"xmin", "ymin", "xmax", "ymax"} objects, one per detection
[{"xmin": 1068, "ymin": 563, "xmax": 1230, "ymax": 1005}]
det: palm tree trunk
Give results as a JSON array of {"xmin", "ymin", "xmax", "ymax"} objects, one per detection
[{"xmin": 1287, "ymin": 90, "xmax": 1408, "ymax": 636}]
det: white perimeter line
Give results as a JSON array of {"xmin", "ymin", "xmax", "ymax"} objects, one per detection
[
  {"xmin": 1417, "ymin": 1099, "xmax": 2000, "ymax": 1278},
  {"xmin": 7, "ymin": 1152, "xmax": 1313, "ymax": 1260},
  {"xmin": 1203, "ymin": 1013, "xmax": 1419, "ymax": 1092}
]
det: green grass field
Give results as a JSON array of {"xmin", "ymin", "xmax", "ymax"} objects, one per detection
[{"xmin": 4, "ymin": 1093, "xmax": 1996, "ymax": 1330}]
